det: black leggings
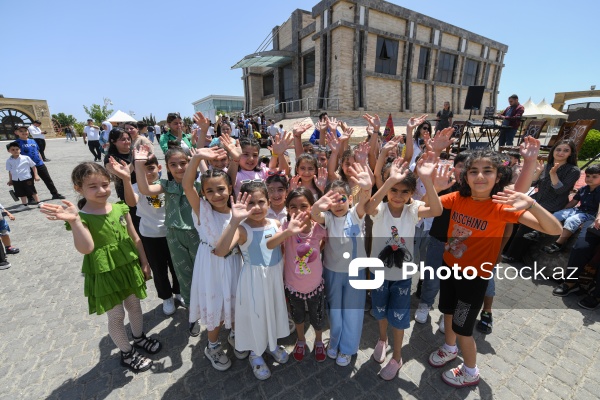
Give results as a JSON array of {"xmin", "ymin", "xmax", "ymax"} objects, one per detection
[{"xmin": 140, "ymin": 235, "xmax": 180, "ymax": 300}]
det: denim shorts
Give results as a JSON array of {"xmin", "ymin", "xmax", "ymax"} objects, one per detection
[
  {"xmin": 0, "ymin": 219, "xmax": 10, "ymax": 236},
  {"xmin": 371, "ymin": 278, "xmax": 412, "ymax": 330}
]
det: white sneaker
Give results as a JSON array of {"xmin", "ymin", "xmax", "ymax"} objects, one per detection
[
  {"xmin": 204, "ymin": 343, "xmax": 232, "ymax": 371},
  {"xmin": 266, "ymin": 345, "xmax": 289, "ymax": 364},
  {"xmin": 162, "ymin": 297, "xmax": 176, "ymax": 316},
  {"xmin": 327, "ymin": 345, "xmax": 338, "ymax": 360},
  {"xmin": 439, "ymin": 316, "xmax": 446, "ymax": 333},
  {"xmin": 336, "ymin": 353, "xmax": 352, "ymax": 367},
  {"xmin": 415, "ymin": 303, "xmax": 429, "ymax": 324},
  {"xmin": 228, "ymin": 334, "xmax": 249, "ymax": 360},
  {"xmin": 442, "ymin": 363, "xmax": 480, "ymax": 387},
  {"xmin": 428, "ymin": 345, "xmax": 458, "ymax": 367}
]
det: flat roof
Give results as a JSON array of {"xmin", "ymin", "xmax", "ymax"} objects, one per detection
[{"xmin": 192, "ymin": 94, "xmax": 245, "ymax": 106}]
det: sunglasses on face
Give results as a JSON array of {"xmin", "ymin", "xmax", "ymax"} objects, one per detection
[
  {"xmin": 267, "ymin": 170, "xmax": 286, "ymax": 177},
  {"xmin": 422, "ymin": 126, "xmax": 431, "ymax": 131},
  {"xmin": 241, "ymin": 179, "xmax": 264, "ymax": 184}
]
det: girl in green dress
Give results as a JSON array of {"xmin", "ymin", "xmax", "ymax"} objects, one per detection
[{"xmin": 41, "ymin": 162, "xmax": 162, "ymax": 372}]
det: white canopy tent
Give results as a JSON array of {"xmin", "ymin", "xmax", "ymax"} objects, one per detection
[
  {"xmin": 521, "ymin": 98, "xmax": 544, "ymax": 118},
  {"xmin": 107, "ymin": 110, "xmax": 137, "ymax": 123},
  {"xmin": 536, "ymin": 99, "xmax": 568, "ymax": 119}
]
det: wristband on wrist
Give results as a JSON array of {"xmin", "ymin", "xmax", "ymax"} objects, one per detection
[{"xmin": 527, "ymin": 200, "xmax": 537, "ymax": 210}]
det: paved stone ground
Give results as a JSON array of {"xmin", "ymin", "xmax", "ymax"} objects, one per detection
[{"xmin": 1, "ymin": 139, "xmax": 599, "ymax": 400}]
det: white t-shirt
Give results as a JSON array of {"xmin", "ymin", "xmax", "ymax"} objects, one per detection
[
  {"xmin": 370, "ymin": 200, "xmax": 423, "ymax": 281},
  {"xmin": 154, "ymin": 125, "xmax": 161, "ymax": 135},
  {"xmin": 267, "ymin": 125, "xmax": 278, "ymax": 137},
  {"xmin": 323, "ymin": 206, "xmax": 366, "ymax": 273},
  {"xmin": 84, "ymin": 126, "xmax": 100, "ymax": 141},
  {"xmin": 28, "ymin": 125, "xmax": 44, "ymax": 139},
  {"xmin": 132, "ymin": 183, "xmax": 167, "ymax": 237},
  {"xmin": 6, "ymin": 155, "xmax": 35, "ymax": 181},
  {"xmin": 266, "ymin": 207, "xmax": 287, "ymax": 225}
]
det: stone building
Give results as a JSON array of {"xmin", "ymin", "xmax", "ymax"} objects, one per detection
[
  {"xmin": 233, "ymin": 0, "xmax": 508, "ymax": 118},
  {"xmin": 0, "ymin": 96, "xmax": 54, "ymax": 140}
]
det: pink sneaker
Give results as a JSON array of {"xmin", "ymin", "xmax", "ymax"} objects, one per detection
[
  {"xmin": 380, "ymin": 358, "xmax": 402, "ymax": 380},
  {"xmin": 372, "ymin": 339, "xmax": 387, "ymax": 364}
]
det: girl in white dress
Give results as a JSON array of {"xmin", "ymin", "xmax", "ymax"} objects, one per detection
[
  {"xmin": 184, "ymin": 149, "xmax": 243, "ymax": 372},
  {"xmin": 214, "ymin": 181, "xmax": 289, "ymax": 380}
]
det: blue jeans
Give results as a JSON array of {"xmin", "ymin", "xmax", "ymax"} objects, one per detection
[
  {"xmin": 371, "ymin": 278, "xmax": 412, "ymax": 330},
  {"xmin": 414, "ymin": 225, "xmax": 430, "ymax": 265},
  {"xmin": 420, "ymin": 236, "xmax": 445, "ymax": 307},
  {"xmin": 499, "ymin": 128, "xmax": 517, "ymax": 147},
  {"xmin": 324, "ymin": 268, "xmax": 366, "ymax": 355},
  {"xmin": 553, "ymin": 208, "xmax": 594, "ymax": 233}
]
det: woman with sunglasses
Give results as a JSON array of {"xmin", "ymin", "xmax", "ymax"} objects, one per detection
[
  {"xmin": 409, "ymin": 120, "xmax": 433, "ymax": 167},
  {"xmin": 159, "ymin": 113, "xmax": 194, "ymax": 154}
]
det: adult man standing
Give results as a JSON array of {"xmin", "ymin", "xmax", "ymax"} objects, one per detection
[
  {"xmin": 497, "ymin": 94, "xmax": 525, "ymax": 147},
  {"xmin": 154, "ymin": 123, "xmax": 161, "ymax": 142},
  {"xmin": 28, "ymin": 120, "xmax": 50, "ymax": 161},
  {"xmin": 83, "ymin": 119, "xmax": 103, "ymax": 161}
]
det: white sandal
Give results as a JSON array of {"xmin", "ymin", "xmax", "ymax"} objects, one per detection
[
  {"xmin": 266, "ymin": 345, "xmax": 289, "ymax": 364},
  {"xmin": 249, "ymin": 354, "xmax": 271, "ymax": 380}
]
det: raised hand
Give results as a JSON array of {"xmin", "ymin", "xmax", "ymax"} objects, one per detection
[
  {"xmin": 289, "ymin": 175, "xmax": 301, "ymax": 191},
  {"xmin": 430, "ymin": 127, "xmax": 456, "ymax": 154},
  {"xmin": 433, "ymin": 162, "xmax": 455, "ymax": 191},
  {"xmin": 106, "ymin": 156, "xmax": 131, "ymax": 180},
  {"xmin": 520, "ymin": 136, "xmax": 541, "ymax": 162},
  {"xmin": 287, "ymin": 211, "xmax": 309, "ymax": 234},
  {"xmin": 340, "ymin": 127, "xmax": 353, "ymax": 143},
  {"xmin": 492, "ymin": 190, "xmax": 534, "ymax": 212},
  {"xmin": 354, "ymin": 141, "xmax": 370, "ymax": 166},
  {"xmin": 314, "ymin": 167, "xmax": 328, "ymax": 192},
  {"xmin": 327, "ymin": 117, "xmax": 339, "ymax": 133},
  {"xmin": 272, "ymin": 131, "xmax": 293, "ymax": 155},
  {"xmin": 388, "ymin": 159, "xmax": 410, "ymax": 183},
  {"xmin": 40, "ymin": 200, "xmax": 80, "ymax": 223},
  {"xmin": 293, "ymin": 122, "xmax": 313, "ymax": 137},
  {"xmin": 193, "ymin": 111, "xmax": 211, "ymax": 133},
  {"xmin": 313, "ymin": 191, "xmax": 342, "ymax": 212},
  {"xmin": 220, "ymin": 132, "xmax": 242, "ymax": 160},
  {"xmin": 190, "ymin": 146, "xmax": 228, "ymax": 161},
  {"xmin": 550, "ymin": 162, "xmax": 560, "ymax": 175},
  {"xmin": 134, "ymin": 145, "xmax": 151, "ymax": 162},
  {"xmin": 363, "ymin": 113, "xmax": 382, "ymax": 132},
  {"xmin": 230, "ymin": 192, "xmax": 252, "ymax": 222},
  {"xmin": 416, "ymin": 151, "xmax": 439, "ymax": 178},
  {"xmin": 348, "ymin": 162, "xmax": 373, "ymax": 190},
  {"xmin": 318, "ymin": 120, "xmax": 328, "ymax": 136},
  {"xmin": 407, "ymin": 114, "xmax": 428, "ymax": 131},
  {"xmin": 327, "ymin": 130, "xmax": 341, "ymax": 154}
]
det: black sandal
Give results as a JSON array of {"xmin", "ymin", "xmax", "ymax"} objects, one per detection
[
  {"xmin": 133, "ymin": 333, "xmax": 162, "ymax": 354},
  {"xmin": 121, "ymin": 349, "xmax": 152, "ymax": 372}
]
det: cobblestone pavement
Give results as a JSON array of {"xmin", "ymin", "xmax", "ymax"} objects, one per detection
[{"xmin": 1, "ymin": 139, "xmax": 599, "ymax": 400}]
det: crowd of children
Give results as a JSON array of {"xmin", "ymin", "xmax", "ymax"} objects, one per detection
[{"xmin": 34, "ymin": 110, "xmax": 587, "ymax": 388}]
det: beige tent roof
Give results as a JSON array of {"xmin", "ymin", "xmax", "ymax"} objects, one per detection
[
  {"xmin": 521, "ymin": 98, "xmax": 543, "ymax": 118},
  {"xmin": 536, "ymin": 99, "xmax": 568, "ymax": 119},
  {"xmin": 107, "ymin": 110, "xmax": 137, "ymax": 123}
]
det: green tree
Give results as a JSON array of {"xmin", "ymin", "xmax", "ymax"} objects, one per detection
[
  {"xmin": 142, "ymin": 113, "xmax": 157, "ymax": 126},
  {"xmin": 83, "ymin": 103, "xmax": 113, "ymax": 125},
  {"xmin": 52, "ymin": 113, "xmax": 78, "ymax": 127}
]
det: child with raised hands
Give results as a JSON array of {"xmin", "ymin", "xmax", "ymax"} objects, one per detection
[
  {"xmin": 225, "ymin": 132, "xmax": 292, "ymax": 196},
  {"xmin": 183, "ymin": 147, "xmax": 244, "ymax": 372},
  {"xmin": 289, "ymin": 154, "xmax": 327, "ymax": 200},
  {"xmin": 310, "ymin": 163, "xmax": 373, "ymax": 367},
  {"xmin": 212, "ymin": 183, "xmax": 290, "ymax": 380},
  {"xmin": 428, "ymin": 149, "xmax": 561, "ymax": 388},
  {"xmin": 106, "ymin": 154, "xmax": 181, "ymax": 317},
  {"xmin": 134, "ymin": 144, "xmax": 225, "ymax": 336},
  {"xmin": 266, "ymin": 188, "xmax": 328, "ymax": 362},
  {"xmin": 364, "ymin": 152, "xmax": 443, "ymax": 380},
  {"xmin": 41, "ymin": 163, "xmax": 161, "ymax": 373}
]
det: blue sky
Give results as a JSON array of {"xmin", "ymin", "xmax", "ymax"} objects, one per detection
[{"xmin": 2, "ymin": 0, "xmax": 597, "ymax": 122}]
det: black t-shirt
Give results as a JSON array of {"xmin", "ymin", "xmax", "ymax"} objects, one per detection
[
  {"xmin": 428, "ymin": 183, "xmax": 460, "ymax": 242},
  {"xmin": 104, "ymin": 151, "xmax": 136, "ymax": 201}
]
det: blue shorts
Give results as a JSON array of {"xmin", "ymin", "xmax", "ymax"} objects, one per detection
[
  {"xmin": 371, "ymin": 278, "xmax": 411, "ymax": 330},
  {"xmin": 0, "ymin": 219, "xmax": 10, "ymax": 236}
]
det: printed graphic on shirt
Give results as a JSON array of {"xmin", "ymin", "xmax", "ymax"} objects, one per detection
[
  {"xmin": 377, "ymin": 225, "xmax": 413, "ymax": 269},
  {"xmin": 445, "ymin": 224, "xmax": 473, "ymax": 258},
  {"xmin": 146, "ymin": 195, "xmax": 164, "ymax": 208},
  {"xmin": 295, "ymin": 242, "xmax": 317, "ymax": 275}
]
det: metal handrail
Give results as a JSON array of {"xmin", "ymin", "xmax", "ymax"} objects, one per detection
[{"xmin": 250, "ymin": 97, "xmax": 340, "ymax": 117}]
